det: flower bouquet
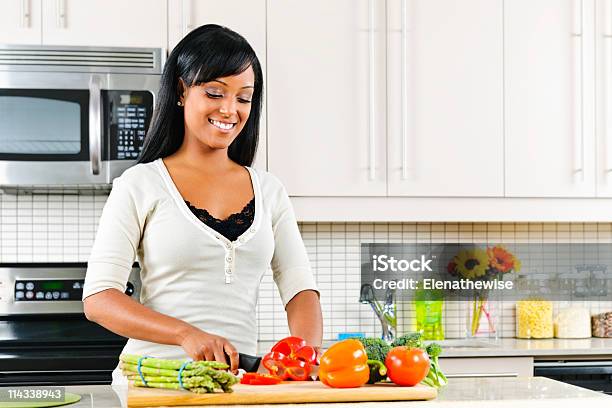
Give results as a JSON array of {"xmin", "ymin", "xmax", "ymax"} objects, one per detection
[{"xmin": 447, "ymin": 245, "xmax": 521, "ymax": 338}]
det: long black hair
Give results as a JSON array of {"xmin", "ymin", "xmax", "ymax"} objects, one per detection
[{"xmin": 138, "ymin": 24, "xmax": 263, "ymax": 166}]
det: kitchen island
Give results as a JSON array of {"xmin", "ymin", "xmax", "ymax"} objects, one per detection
[{"xmin": 32, "ymin": 377, "xmax": 611, "ymax": 407}]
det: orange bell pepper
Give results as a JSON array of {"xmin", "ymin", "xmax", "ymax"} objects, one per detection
[{"xmin": 318, "ymin": 339, "xmax": 370, "ymax": 388}]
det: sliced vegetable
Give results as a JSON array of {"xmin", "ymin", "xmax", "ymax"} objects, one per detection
[
  {"xmin": 271, "ymin": 336, "xmax": 318, "ymax": 365},
  {"xmin": 262, "ymin": 351, "xmax": 289, "ymax": 378},
  {"xmin": 284, "ymin": 359, "xmax": 310, "ymax": 381},
  {"xmin": 385, "ymin": 346, "xmax": 430, "ymax": 387},
  {"xmin": 240, "ymin": 373, "xmax": 282, "ymax": 385},
  {"xmin": 319, "ymin": 339, "xmax": 370, "ymax": 388},
  {"xmin": 262, "ymin": 336, "xmax": 317, "ymax": 380}
]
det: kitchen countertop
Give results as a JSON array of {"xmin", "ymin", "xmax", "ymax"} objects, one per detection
[
  {"xmin": 431, "ymin": 338, "xmax": 612, "ymax": 358},
  {"xmin": 31, "ymin": 377, "xmax": 610, "ymax": 407},
  {"xmin": 258, "ymin": 338, "xmax": 612, "ymax": 358}
]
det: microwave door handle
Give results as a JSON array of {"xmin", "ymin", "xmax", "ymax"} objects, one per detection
[{"xmin": 88, "ymin": 76, "xmax": 102, "ymax": 176}]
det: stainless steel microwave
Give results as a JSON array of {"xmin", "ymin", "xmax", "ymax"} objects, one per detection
[{"xmin": 0, "ymin": 45, "xmax": 164, "ymax": 187}]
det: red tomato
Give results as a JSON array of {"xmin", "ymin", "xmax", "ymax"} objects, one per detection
[{"xmin": 384, "ymin": 346, "xmax": 430, "ymax": 386}]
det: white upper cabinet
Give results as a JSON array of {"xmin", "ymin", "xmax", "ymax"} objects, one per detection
[
  {"xmin": 505, "ymin": 0, "xmax": 597, "ymax": 197},
  {"xmin": 596, "ymin": 0, "xmax": 612, "ymax": 196},
  {"xmin": 387, "ymin": 0, "xmax": 504, "ymax": 197},
  {"xmin": 0, "ymin": 0, "xmax": 42, "ymax": 45},
  {"xmin": 167, "ymin": 0, "xmax": 267, "ymax": 170},
  {"xmin": 168, "ymin": 0, "xmax": 265, "ymax": 56},
  {"xmin": 41, "ymin": 0, "xmax": 167, "ymax": 48},
  {"xmin": 267, "ymin": 0, "xmax": 387, "ymax": 196}
]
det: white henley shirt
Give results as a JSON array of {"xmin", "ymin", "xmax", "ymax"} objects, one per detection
[{"xmin": 82, "ymin": 158, "xmax": 317, "ymax": 385}]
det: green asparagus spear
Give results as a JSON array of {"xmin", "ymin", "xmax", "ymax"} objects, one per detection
[
  {"xmin": 132, "ymin": 379, "xmax": 211, "ymax": 392},
  {"xmin": 121, "ymin": 364, "xmax": 237, "ymax": 385},
  {"xmin": 121, "ymin": 362, "xmax": 204, "ymax": 378},
  {"xmin": 120, "ymin": 354, "xmax": 228, "ymax": 370}
]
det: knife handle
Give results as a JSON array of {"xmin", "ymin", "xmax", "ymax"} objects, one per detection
[{"xmin": 225, "ymin": 352, "xmax": 262, "ymax": 372}]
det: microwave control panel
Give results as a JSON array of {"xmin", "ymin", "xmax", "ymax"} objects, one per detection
[{"xmin": 107, "ymin": 90, "xmax": 154, "ymax": 160}]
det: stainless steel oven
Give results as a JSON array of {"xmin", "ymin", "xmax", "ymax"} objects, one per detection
[
  {"xmin": 0, "ymin": 45, "xmax": 163, "ymax": 187},
  {"xmin": 535, "ymin": 360, "xmax": 612, "ymax": 395},
  {"xmin": 0, "ymin": 263, "xmax": 141, "ymax": 385}
]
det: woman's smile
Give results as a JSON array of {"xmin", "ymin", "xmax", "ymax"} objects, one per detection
[{"xmin": 208, "ymin": 118, "xmax": 237, "ymax": 132}]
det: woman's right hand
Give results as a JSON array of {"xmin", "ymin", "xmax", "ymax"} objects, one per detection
[{"xmin": 178, "ymin": 326, "xmax": 239, "ymax": 373}]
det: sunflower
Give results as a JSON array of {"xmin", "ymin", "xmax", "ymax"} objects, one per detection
[
  {"xmin": 487, "ymin": 245, "xmax": 521, "ymax": 273},
  {"xmin": 453, "ymin": 248, "xmax": 489, "ymax": 279}
]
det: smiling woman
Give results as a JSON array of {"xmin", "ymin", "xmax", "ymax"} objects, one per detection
[
  {"xmin": 138, "ymin": 24, "xmax": 262, "ymax": 166},
  {"xmin": 81, "ymin": 24, "xmax": 322, "ymax": 387}
]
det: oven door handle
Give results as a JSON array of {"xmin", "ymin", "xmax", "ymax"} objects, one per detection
[
  {"xmin": 534, "ymin": 361, "xmax": 612, "ymax": 375},
  {"xmin": 88, "ymin": 75, "xmax": 102, "ymax": 176}
]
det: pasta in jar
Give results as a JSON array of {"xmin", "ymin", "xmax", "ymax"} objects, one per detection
[{"xmin": 516, "ymin": 300, "xmax": 553, "ymax": 339}]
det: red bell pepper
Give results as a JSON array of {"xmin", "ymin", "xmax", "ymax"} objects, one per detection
[
  {"xmin": 262, "ymin": 336, "xmax": 318, "ymax": 380},
  {"xmin": 270, "ymin": 336, "xmax": 318, "ymax": 365},
  {"xmin": 240, "ymin": 372, "xmax": 282, "ymax": 385}
]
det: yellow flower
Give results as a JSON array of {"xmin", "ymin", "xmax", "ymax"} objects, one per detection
[
  {"xmin": 454, "ymin": 248, "xmax": 489, "ymax": 279},
  {"xmin": 513, "ymin": 257, "xmax": 521, "ymax": 272}
]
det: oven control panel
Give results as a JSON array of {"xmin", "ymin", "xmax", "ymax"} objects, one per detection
[
  {"xmin": 14, "ymin": 280, "xmax": 84, "ymax": 301},
  {"xmin": 14, "ymin": 280, "xmax": 136, "ymax": 302}
]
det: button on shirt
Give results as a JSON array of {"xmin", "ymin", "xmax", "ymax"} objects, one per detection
[{"xmin": 82, "ymin": 159, "xmax": 318, "ymax": 385}]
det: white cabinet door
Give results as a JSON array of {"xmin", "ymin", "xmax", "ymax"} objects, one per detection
[
  {"xmin": 0, "ymin": 0, "xmax": 42, "ymax": 45},
  {"xmin": 505, "ymin": 0, "xmax": 596, "ymax": 197},
  {"xmin": 267, "ymin": 0, "xmax": 387, "ymax": 196},
  {"xmin": 439, "ymin": 357, "xmax": 534, "ymax": 378},
  {"xmin": 387, "ymin": 0, "xmax": 504, "ymax": 197},
  {"xmin": 41, "ymin": 0, "xmax": 167, "ymax": 48},
  {"xmin": 168, "ymin": 0, "xmax": 267, "ymax": 170},
  {"xmin": 596, "ymin": 0, "xmax": 612, "ymax": 196}
]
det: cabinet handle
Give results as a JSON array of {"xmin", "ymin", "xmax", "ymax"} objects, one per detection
[
  {"xmin": 89, "ymin": 76, "xmax": 102, "ymax": 176},
  {"xmin": 605, "ymin": 0, "xmax": 612, "ymax": 173},
  {"xmin": 183, "ymin": 0, "xmax": 194, "ymax": 36},
  {"xmin": 20, "ymin": 0, "xmax": 31, "ymax": 28},
  {"xmin": 572, "ymin": 0, "xmax": 585, "ymax": 181},
  {"xmin": 368, "ymin": 0, "xmax": 376, "ymax": 181},
  {"xmin": 56, "ymin": 0, "xmax": 66, "ymax": 29},
  {"xmin": 400, "ymin": 0, "xmax": 409, "ymax": 180}
]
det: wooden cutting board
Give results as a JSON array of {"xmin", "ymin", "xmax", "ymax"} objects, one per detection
[{"xmin": 127, "ymin": 382, "xmax": 437, "ymax": 407}]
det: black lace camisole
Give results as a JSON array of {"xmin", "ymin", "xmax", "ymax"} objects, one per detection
[{"xmin": 185, "ymin": 198, "xmax": 255, "ymax": 242}]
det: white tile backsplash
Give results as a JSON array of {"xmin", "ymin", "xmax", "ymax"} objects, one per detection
[{"xmin": 1, "ymin": 191, "xmax": 612, "ymax": 343}]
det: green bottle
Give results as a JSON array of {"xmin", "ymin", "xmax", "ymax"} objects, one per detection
[{"xmin": 415, "ymin": 287, "xmax": 445, "ymax": 340}]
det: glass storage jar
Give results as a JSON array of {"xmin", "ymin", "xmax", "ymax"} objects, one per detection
[
  {"xmin": 516, "ymin": 299, "xmax": 553, "ymax": 339},
  {"xmin": 554, "ymin": 307, "xmax": 591, "ymax": 338}
]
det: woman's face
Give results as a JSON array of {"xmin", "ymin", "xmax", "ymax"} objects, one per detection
[{"xmin": 179, "ymin": 67, "xmax": 255, "ymax": 152}]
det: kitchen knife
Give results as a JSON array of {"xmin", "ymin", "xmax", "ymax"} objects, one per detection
[
  {"xmin": 228, "ymin": 353, "xmax": 319, "ymax": 377},
  {"xmin": 236, "ymin": 353, "xmax": 262, "ymax": 372},
  {"xmin": 222, "ymin": 352, "xmax": 262, "ymax": 372}
]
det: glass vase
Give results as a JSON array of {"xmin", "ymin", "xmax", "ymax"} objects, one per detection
[{"xmin": 465, "ymin": 290, "xmax": 499, "ymax": 340}]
